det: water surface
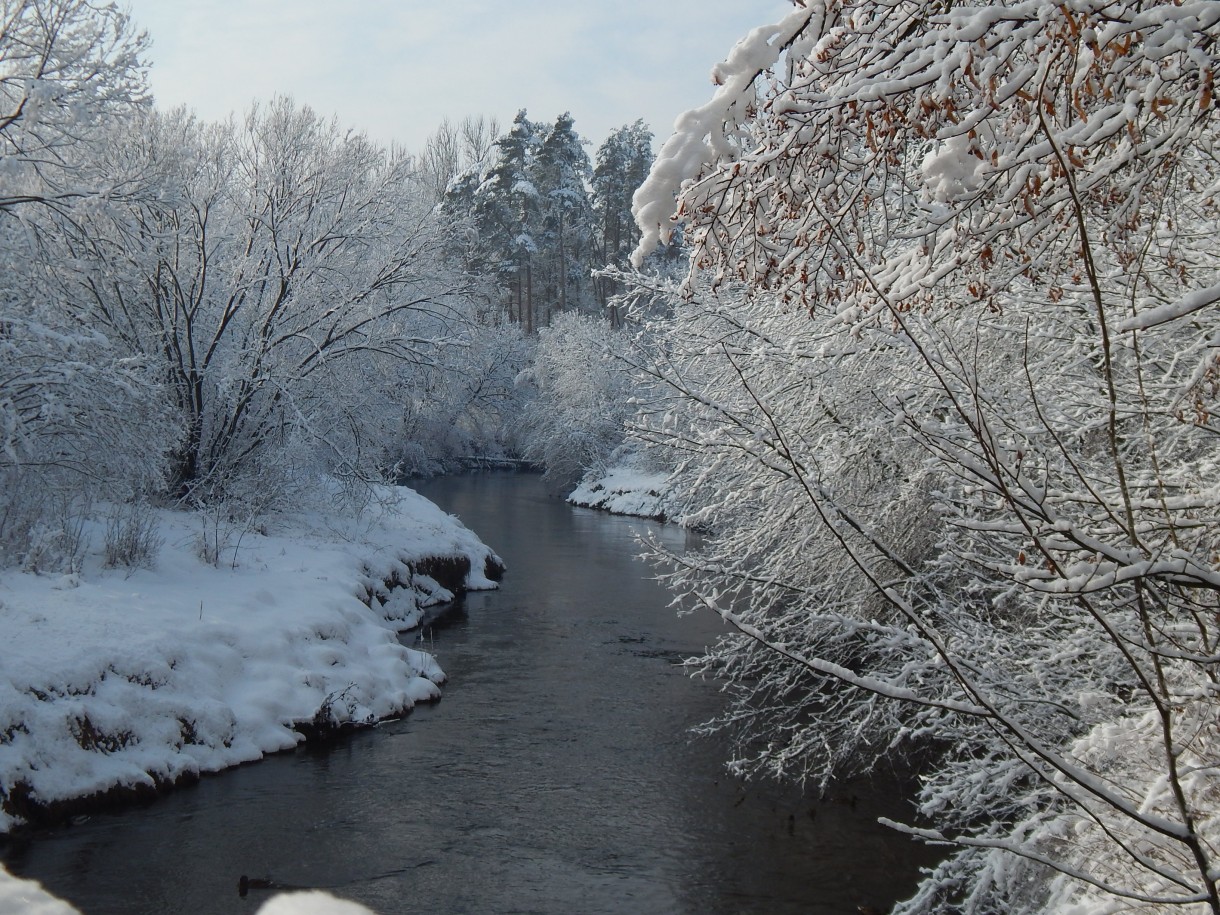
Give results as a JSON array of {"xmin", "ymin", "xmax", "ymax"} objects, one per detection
[{"xmin": 3, "ymin": 473, "xmax": 934, "ymax": 913}]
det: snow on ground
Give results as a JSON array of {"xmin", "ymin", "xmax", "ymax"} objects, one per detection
[
  {"xmin": 253, "ymin": 891, "xmax": 377, "ymax": 915},
  {"xmin": 0, "ymin": 483, "xmax": 501, "ymax": 836},
  {"xmin": 0, "ymin": 864, "xmax": 79, "ymax": 915},
  {"xmin": 567, "ymin": 464, "xmax": 673, "ymax": 521},
  {"xmin": 0, "ymin": 865, "xmax": 375, "ymax": 915}
]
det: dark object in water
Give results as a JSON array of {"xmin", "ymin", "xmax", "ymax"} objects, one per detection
[{"xmin": 238, "ymin": 875, "xmax": 300, "ymax": 897}]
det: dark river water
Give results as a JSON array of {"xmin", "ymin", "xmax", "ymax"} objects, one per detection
[{"xmin": 2, "ymin": 473, "xmax": 935, "ymax": 914}]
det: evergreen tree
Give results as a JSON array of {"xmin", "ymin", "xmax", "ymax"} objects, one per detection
[
  {"xmin": 467, "ymin": 110, "xmax": 544, "ymax": 331},
  {"xmin": 591, "ymin": 121, "xmax": 653, "ymax": 316},
  {"xmin": 591, "ymin": 122, "xmax": 683, "ymax": 324},
  {"xmin": 439, "ymin": 112, "xmax": 665, "ymax": 332},
  {"xmin": 532, "ymin": 112, "xmax": 595, "ymax": 323}
]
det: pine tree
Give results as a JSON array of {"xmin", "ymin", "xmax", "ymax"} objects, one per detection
[
  {"xmin": 532, "ymin": 112, "xmax": 595, "ymax": 324},
  {"xmin": 467, "ymin": 110, "xmax": 543, "ymax": 331},
  {"xmin": 593, "ymin": 122, "xmax": 651, "ymax": 257},
  {"xmin": 590, "ymin": 122, "xmax": 684, "ymax": 323}
]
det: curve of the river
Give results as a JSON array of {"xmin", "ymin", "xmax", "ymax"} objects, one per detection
[{"xmin": 2, "ymin": 472, "xmax": 936, "ymax": 914}]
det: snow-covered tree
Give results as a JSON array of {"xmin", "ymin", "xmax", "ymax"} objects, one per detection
[
  {"xmin": 532, "ymin": 112, "xmax": 596, "ymax": 321},
  {"xmin": 520, "ymin": 311, "xmax": 638, "ymax": 490},
  {"xmin": 0, "ymin": 0, "xmax": 178, "ymax": 568},
  {"xmin": 0, "ymin": 304, "xmax": 178, "ymax": 568},
  {"xmin": 630, "ymin": 2, "xmax": 1220, "ymax": 912},
  {"xmin": 0, "ymin": 0, "xmax": 148, "ymax": 212},
  {"xmin": 0, "ymin": 2, "xmax": 532, "ymax": 559},
  {"xmin": 593, "ymin": 122, "xmax": 652, "ymax": 266},
  {"xmin": 393, "ymin": 315, "xmax": 532, "ymax": 474},
  {"xmin": 417, "ymin": 114, "xmax": 501, "ymax": 205},
  {"xmin": 62, "ymin": 99, "xmax": 479, "ymax": 506},
  {"xmin": 591, "ymin": 121, "xmax": 654, "ymax": 320},
  {"xmin": 446, "ymin": 111, "xmax": 608, "ymax": 333},
  {"xmin": 463, "ymin": 109, "xmax": 544, "ymax": 331}
]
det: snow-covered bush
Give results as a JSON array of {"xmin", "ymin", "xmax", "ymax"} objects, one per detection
[
  {"xmin": 101, "ymin": 501, "xmax": 163, "ymax": 571},
  {"xmin": 394, "ymin": 318, "xmax": 534, "ymax": 474},
  {"xmin": 0, "ymin": 317, "xmax": 179, "ymax": 570},
  {"xmin": 0, "ymin": 1, "xmax": 181, "ymax": 569},
  {"xmin": 519, "ymin": 311, "xmax": 638, "ymax": 490},
  {"xmin": 631, "ymin": 1, "xmax": 1220, "ymax": 911}
]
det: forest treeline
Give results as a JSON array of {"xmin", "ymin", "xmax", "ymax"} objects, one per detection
[
  {"xmin": 4, "ymin": 2, "xmax": 1220, "ymax": 913},
  {"xmin": 0, "ymin": 0, "xmax": 673, "ymax": 570}
]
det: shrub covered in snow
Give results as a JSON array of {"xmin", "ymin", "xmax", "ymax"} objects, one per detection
[{"xmin": 628, "ymin": 1, "xmax": 1220, "ymax": 912}]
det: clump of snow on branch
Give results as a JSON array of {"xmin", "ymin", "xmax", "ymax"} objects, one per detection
[{"xmin": 629, "ymin": 5, "xmax": 817, "ymax": 265}]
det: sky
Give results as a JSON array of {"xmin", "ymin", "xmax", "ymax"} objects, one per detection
[{"xmin": 122, "ymin": 1, "xmax": 791, "ymax": 155}]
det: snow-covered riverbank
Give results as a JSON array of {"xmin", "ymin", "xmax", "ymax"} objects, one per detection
[
  {"xmin": 0, "ymin": 484, "xmax": 501, "ymax": 836},
  {"xmin": 567, "ymin": 464, "xmax": 672, "ymax": 521},
  {"xmin": 0, "ymin": 864, "xmax": 377, "ymax": 915}
]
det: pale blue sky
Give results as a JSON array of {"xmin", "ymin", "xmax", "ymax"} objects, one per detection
[{"xmin": 123, "ymin": 1, "xmax": 788, "ymax": 153}]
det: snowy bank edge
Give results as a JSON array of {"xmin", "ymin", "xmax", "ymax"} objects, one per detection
[
  {"xmin": 0, "ymin": 485, "xmax": 502, "ymax": 836},
  {"xmin": 0, "ymin": 865, "xmax": 378, "ymax": 915},
  {"xmin": 567, "ymin": 466, "xmax": 673, "ymax": 522}
]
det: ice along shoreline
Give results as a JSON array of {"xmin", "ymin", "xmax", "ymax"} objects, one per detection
[{"xmin": 0, "ymin": 483, "xmax": 503, "ymax": 835}]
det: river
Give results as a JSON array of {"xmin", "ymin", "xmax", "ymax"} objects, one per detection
[{"xmin": 2, "ymin": 472, "xmax": 935, "ymax": 914}]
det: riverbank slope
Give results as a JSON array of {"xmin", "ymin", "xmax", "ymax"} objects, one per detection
[
  {"xmin": 567, "ymin": 463, "xmax": 673, "ymax": 521},
  {"xmin": 0, "ymin": 483, "xmax": 501, "ymax": 835}
]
